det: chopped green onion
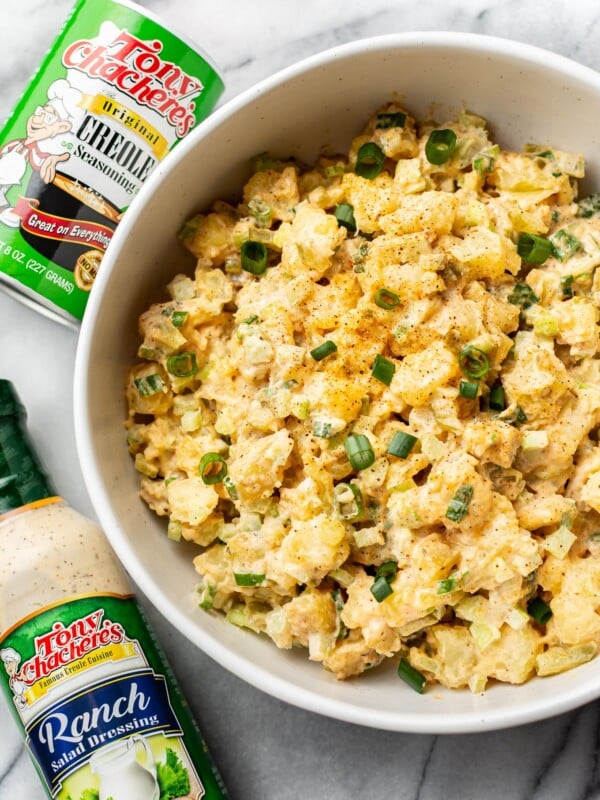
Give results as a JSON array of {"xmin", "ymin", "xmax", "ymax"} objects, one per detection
[
  {"xmin": 371, "ymin": 354, "xmax": 396, "ymax": 386},
  {"xmin": 198, "ymin": 452, "xmax": 228, "ymax": 485},
  {"xmin": 459, "ymin": 380, "xmax": 479, "ymax": 399},
  {"xmin": 241, "ymin": 240, "xmax": 268, "ymax": 274},
  {"xmin": 375, "ymin": 287, "xmax": 400, "ymax": 309},
  {"xmin": 437, "ymin": 576, "xmax": 458, "ymax": 594},
  {"xmin": 510, "ymin": 406, "xmax": 528, "ymax": 427},
  {"xmin": 332, "ymin": 588, "xmax": 348, "ymax": 638},
  {"xmin": 425, "ymin": 129, "xmax": 457, "ymax": 165},
  {"xmin": 551, "ymin": 229, "xmax": 582, "ymax": 261},
  {"xmin": 517, "ymin": 232, "xmax": 553, "ymax": 265},
  {"xmin": 445, "ymin": 484, "xmax": 474, "ymax": 523},
  {"xmin": 370, "ymin": 576, "xmax": 393, "ymax": 602},
  {"xmin": 355, "ymin": 142, "xmax": 385, "ymax": 179},
  {"xmin": 137, "ymin": 345, "xmax": 158, "ymax": 361},
  {"xmin": 134, "ymin": 373, "xmax": 165, "ymax": 397},
  {"xmin": 333, "ymin": 482, "xmax": 364, "ymax": 520},
  {"xmin": 376, "ymin": 561, "xmax": 398, "ymax": 582},
  {"xmin": 527, "ymin": 597, "xmax": 553, "ymax": 624},
  {"xmin": 171, "ymin": 310, "xmax": 188, "ymax": 328},
  {"xmin": 334, "ymin": 203, "xmax": 357, "ymax": 233},
  {"xmin": 344, "ymin": 434, "xmax": 375, "ymax": 471},
  {"xmin": 508, "ymin": 282, "xmax": 539, "ymax": 309},
  {"xmin": 489, "ymin": 383, "xmax": 505, "ymax": 411},
  {"xmin": 387, "ymin": 431, "xmax": 418, "ymax": 459},
  {"xmin": 223, "ymin": 475, "xmax": 238, "ymax": 500},
  {"xmin": 577, "ymin": 193, "xmax": 600, "ymax": 218},
  {"xmin": 324, "ymin": 163, "xmax": 346, "ymax": 177},
  {"xmin": 252, "ymin": 152, "xmax": 277, "ymax": 172},
  {"xmin": 310, "ymin": 340, "xmax": 337, "ymax": 361},
  {"xmin": 353, "ymin": 241, "xmax": 369, "ymax": 271},
  {"xmin": 313, "ymin": 420, "xmax": 333, "ymax": 438},
  {"xmin": 458, "ymin": 346, "xmax": 489, "ymax": 379},
  {"xmin": 247, "ymin": 198, "xmax": 272, "ymax": 228},
  {"xmin": 243, "ymin": 315, "xmax": 259, "ymax": 325},
  {"xmin": 234, "ymin": 572, "xmax": 265, "ymax": 587},
  {"xmin": 376, "ymin": 111, "xmax": 407, "ymax": 129},
  {"xmin": 560, "ymin": 274, "xmax": 574, "ymax": 298},
  {"xmin": 398, "ymin": 659, "xmax": 426, "ymax": 694},
  {"xmin": 166, "ymin": 351, "xmax": 198, "ymax": 378}
]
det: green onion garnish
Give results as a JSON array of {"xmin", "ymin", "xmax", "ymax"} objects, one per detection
[
  {"xmin": 344, "ymin": 434, "xmax": 375, "ymax": 471},
  {"xmin": 387, "ymin": 431, "xmax": 418, "ymax": 459},
  {"xmin": 247, "ymin": 198, "xmax": 272, "ymax": 228},
  {"xmin": 166, "ymin": 351, "xmax": 198, "ymax": 378},
  {"xmin": 310, "ymin": 340, "xmax": 337, "ymax": 361},
  {"xmin": 333, "ymin": 482, "xmax": 364, "ymax": 520},
  {"xmin": 459, "ymin": 380, "xmax": 479, "ymax": 399},
  {"xmin": 551, "ymin": 229, "xmax": 582, "ymax": 261},
  {"xmin": 171, "ymin": 310, "xmax": 188, "ymax": 328},
  {"xmin": 527, "ymin": 597, "xmax": 553, "ymax": 624},
  {"xmin": 134, "ymin": 373, "xmax": 165, "ymax": 397},
  {"xmin": 370, "ymin": 576, "xmax": 393, "ymax": 602},
  {"xmin": 577, "ymin": 193, "xmax": 600, "ymax": 218},
  {"xmin": 517, "ymin": 232, "xmax": 553, "ymax": 265},
  {"xmin": 489, "ymin": 383, "xmax": 505, "ymax": 411},
  {"xmin": 445, "ymin": 484, "xmax": 474, "ymax": 522},
  {"xmin": 507, "ymin": 282, "xmax": 539, "ymax": 309},
  {"xmin": 560, "ymin": 274, "xmax": 574, "ymax": 298},
  {"xmin": 355, "ymin": 142, "xmax": 385, "ymax": 179},
  {"xmin": 334, "ymin": 203, "xmax": 357, "ymax": 233},
  {"xmin": 376, "ymin": 111, "xmax": 407, "ymax": 129},
  {"xmin": 198, "ymin": 452, "xmax": 228, "ymax": 485},
  {"xmin": 437, "ymin": 576, "xmax": 458, "ymax": 594},
  {"xmin": 223, "ymin": 475, "xmax": 238, "ymax": 500},
  {"xmin": 425, "ymin": 129, "xmax": 457, "ymax": 165},
  {"xmin": 376, "ymin": 561, "xmax": 398, "ymax": 582},
  {"xmin": 371, "ymin": 354, "xmax": 396, "ymax": 386},
  {"xmin": 398, "ymin": 659, "xmax": 426, "ymax": 694},
  {"xmin": 375, "ymin": 287, "xmax": 400, "ymax": 309},
  {"xmin": 313, "ymin": 420, "xmax": 333, "ymax": 438},
  {"xmin": 458, "ymin": 346, "xmax": 489, "ymax": 379},
  {"xmin": 241, "ymin": 240, "xmax": 268, "ymax": 274},
  {"xmin": 511, "ymin": 406, "xmax": 528, "ymax": 427},
  {"xmin": 234, "ymin": 572, "xmax": 266, "ymax": 587}
]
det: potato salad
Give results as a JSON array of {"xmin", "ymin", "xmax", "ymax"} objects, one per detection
[{"xmin": 125, "ymin": 103, "xmax": 600, "ymax": 693}]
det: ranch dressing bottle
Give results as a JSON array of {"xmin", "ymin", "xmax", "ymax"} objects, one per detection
[{"xmin": 0, "ymin": 380, "xmax": 228, "ymax": 800}]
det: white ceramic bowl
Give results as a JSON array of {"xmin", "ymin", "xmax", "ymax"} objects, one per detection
[{"xmin": 74, "ymin": 32, "xmax": 600, "ymax": 733}]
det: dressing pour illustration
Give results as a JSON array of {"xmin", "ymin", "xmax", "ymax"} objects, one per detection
[{"xmin": 90, "ymin": 737, "xmax": 159, "ymax": 800}]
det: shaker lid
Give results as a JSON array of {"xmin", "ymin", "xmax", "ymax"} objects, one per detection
[
  {"xmin": 0, "ymin": 380, "xmax": 26, "ymax": 420},
  {"xmin": 0, "ymin": 380, "xmax": 56, "ymax": 515}
]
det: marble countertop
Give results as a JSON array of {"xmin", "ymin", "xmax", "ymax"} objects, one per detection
[{"xmin": 3, "ymin": 1, "xmax": 600, "ymax": 798}]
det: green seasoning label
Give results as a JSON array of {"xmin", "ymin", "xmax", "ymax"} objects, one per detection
[
  {"xmin": 0, "ymin": 0, "xmax": 224, "ymax": 323},
  {"xmin": 0, "ymin": 594, "xmax": 228, "ymax": 799}
]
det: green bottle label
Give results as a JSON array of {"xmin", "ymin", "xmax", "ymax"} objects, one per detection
[
  {"xmin": 0, "ymin": 594, "xmax": 229, "ymax": 799},
  {"xmin": 0, "ymin": 0, "xmax": 224, "ymax": 324}
]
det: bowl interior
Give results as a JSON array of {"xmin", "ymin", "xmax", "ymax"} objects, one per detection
[{"xmin": 75, "ymin": 33, "xmax": 600, "ymax": 732}]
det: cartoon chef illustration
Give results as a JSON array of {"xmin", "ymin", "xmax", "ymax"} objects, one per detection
[
  {"xmin": 0, "ymin": 78, "xmax": 82, "ymax": 228},
  {"xmin": 0, "ymin": 646, "xmax": 28, "ymax": 710}
]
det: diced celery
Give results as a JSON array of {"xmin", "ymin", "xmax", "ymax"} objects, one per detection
[
  {"xmin": 470, "ymin": 621, "xmax": 500, "ymax": 651},
  {"xmin": 167, "ymin": 520, "xmax": 182, "ymax": 541},
  {"xmin": 522, "ymin": 430, "xmax": 548, "ymax": 451},
  {"xmin": 543, "ymin": 525, "xmax": 576, "ymax": 560}
]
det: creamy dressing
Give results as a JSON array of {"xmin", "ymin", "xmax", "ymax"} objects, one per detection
[{"xmin": 0, "ymin": 499, "xmax": 130, "ymax": 633}]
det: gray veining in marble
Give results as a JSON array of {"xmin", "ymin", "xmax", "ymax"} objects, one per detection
[{"xmin": 3, "ymin": 1, "xmax": 600, "ymax": 798}]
